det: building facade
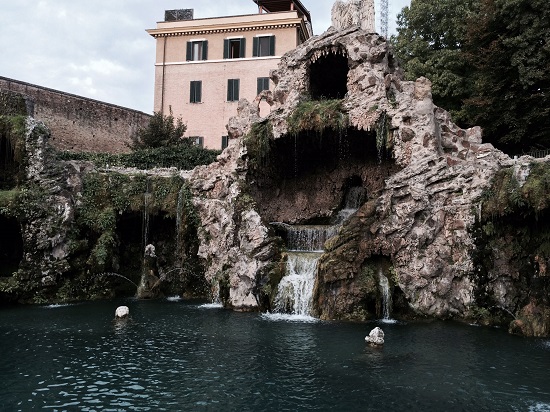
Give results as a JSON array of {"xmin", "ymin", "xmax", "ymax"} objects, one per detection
[{"xmin": 147, "ymin": 0, "xmax": 312, "ymax": 150}]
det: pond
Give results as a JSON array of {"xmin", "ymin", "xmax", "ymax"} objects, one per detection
[{"xmin": 1, "ymin": 299, "xmax": 549, "ymax": 411}]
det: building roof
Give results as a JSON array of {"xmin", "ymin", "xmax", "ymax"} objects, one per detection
[{"xmin": 253, "ymin": 0, "xmax": 311, "ymax": 23}]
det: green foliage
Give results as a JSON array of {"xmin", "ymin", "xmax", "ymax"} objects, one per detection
[
  {"xmin": 56, "ymin": 144, "xmax": 220, "ymax": 171},
  {"xmin": 392, "ymin": 0, "xmax": 550, "ymax": 153},
  {"xmin": 132, "ymin": 110, "xmax": 187, "ymax": 149},
  {"xmin": 482, "ymin": 163, "xmax": 550, "ymax": 218},
  {"xmin": 0, "ymin": 189, "xmax": 19, "ymax": 210},
  {"xmin": 391, "ymin": 0, "xmax": 476, "ymax": 121},
  {"xmin": 287, "ymin": 99, "xmax": 349, "ymax": 135},
  {"xmin": 244, "ymin": 120, "xmax": 274, "ymax": 169}
]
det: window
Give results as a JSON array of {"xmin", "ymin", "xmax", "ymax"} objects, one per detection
[
  {"xmin": 227, "ymin": 79, "xmax": 240, "ymax": 102},
  {"xmin": 253, "ymin": 36, "xmax": 275, "ymax": 57},
  {"xmin": 221, "ymin": 136, "xmax": 229, "ymax": 150},
  {"xmin": 223, "ymin": 38, "xmax": 246, "ymax": 59},
  {"xmin": 257, "ymin": 77, "xmax": 270, "ymax": 95},
  {"xmin": 191, "ymin": 136, "xmax": 204, "ymax": 148},
  {"xmin": 186, "ymin": 40, "xmax": 208, "ymax": 61},
  {"xmin": 190, "ymin": 81, "xmax": 202, "ymax": 103}
]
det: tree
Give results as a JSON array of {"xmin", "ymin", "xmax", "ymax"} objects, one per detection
[
  {"xmin": 392, "ymin": 0, "xmax": 550, "ymax": 154},
  {"xmin": 132, "ymin": 110, "xmax": 187, "ymax": 150},
  {"xmin": 391, "ymin": 0, "xmax": 477, "ymax": 121},
  {"xmin": 462, "ymin": 0, "xmax": 550, "ymax": 153}
]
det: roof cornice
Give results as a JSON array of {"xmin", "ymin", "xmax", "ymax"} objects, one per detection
[{"xmin": 147, "ymin": 17, "xmax": 305, "ymax": 38}]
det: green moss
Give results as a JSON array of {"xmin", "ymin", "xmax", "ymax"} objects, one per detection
[
  {"xmin": 287, "ymin": 99, "xmax": 349, "ymax": 135},
  {"xmin": 482, "ymin": 163, "xmax": 550, "ymax": 218},
  {"xmin": 56, "ymin": 143, "xmax": 220, "ymax": 171},
  {"xmin": 0, "ymin": 189, "xmax": 19, "ymax": 209},
  {"xmin": 244, "ymin": 120, "xmax": 274, "ymax": 170}
]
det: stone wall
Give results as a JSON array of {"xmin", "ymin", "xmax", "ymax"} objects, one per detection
[{"xmin": 0, "ymin": 76, "xmax": 151, "ymax": 153}]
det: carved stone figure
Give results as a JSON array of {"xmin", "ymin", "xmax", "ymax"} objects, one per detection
[{"xmin": 331, "ymin": 0, "xmax": 375, "ymax": 32}]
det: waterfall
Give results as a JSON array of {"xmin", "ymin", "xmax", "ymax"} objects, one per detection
[
  {"xmin": 378, "ymin": 267, "xmax": 394, "ymax": 322},
  {"xmin": 142, "ymin": 178, "xmax": 151, "ymax": 251},
  {"xmin": 269, "ymin": 185, "xmax": 366, "ymax": 319},
  {"xmin": 273, "ymin": 252, "xmax": 319, "ymax": 316},
  {"xmin": 285, "ymin": 225, "xmax": 336, "ymax": 252}
]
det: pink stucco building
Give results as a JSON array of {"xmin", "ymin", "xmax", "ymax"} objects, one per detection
[{"xmin": 147, "ymin": 0, "xmax": 312, "ymax": 149}]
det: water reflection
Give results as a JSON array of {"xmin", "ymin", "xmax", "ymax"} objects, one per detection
[{"xmin": 0, "ymin": 301, "xmax": 549, "ymax": 411}]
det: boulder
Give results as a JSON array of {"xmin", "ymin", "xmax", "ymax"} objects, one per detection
[
  {"xmin": 365, "ymin": 326, "xmax": 385, "ymax": 346},
  {"xmin": 115, "ymin": 306, "xmax": 129, "ymax": 319}
]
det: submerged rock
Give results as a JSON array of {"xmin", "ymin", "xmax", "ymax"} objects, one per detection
[{"xmin": 365, "ymin": 327, "xmax": 384, "ymax": 346}]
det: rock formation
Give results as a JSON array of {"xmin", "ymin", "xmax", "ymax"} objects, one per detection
[
  {"xmin": 331, "ymin": 0, "xmax": 375, "ymax": 32},
  {"xmin": 1, "ymin": 17, "xmax": 549, "ymax": 338},
  {"xmin": 115, "ymin": 305, "xmax": 130, "ymax": 319},
  {"xmin": 365, "ymin": 326, "xmax": 384, "ymax": 346}
]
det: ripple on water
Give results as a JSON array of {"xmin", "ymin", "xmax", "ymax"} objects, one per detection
[
  {"xmin": 261, "ymin": 312, "xmax": 320, "ymax": 323},
  {"xmin": 198, "ymin": 303, "xmax": 224, "ymax": 309}
]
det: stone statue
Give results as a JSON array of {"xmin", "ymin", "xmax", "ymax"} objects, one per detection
[{"xmin": 331, "ymin": 0, "xmax": 375, "ymax": 32}]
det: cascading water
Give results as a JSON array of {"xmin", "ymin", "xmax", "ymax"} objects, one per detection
[
  {"xmin": 143, "ymin": 178, "xmax": 151, "ymax": 251},
  {"xmin": 273, "ymin": 252, "xmax": 319, "ymax": 316},
  {"xmin": 377, "ymin": 267, "xmax": 394, "ymax": 322}
]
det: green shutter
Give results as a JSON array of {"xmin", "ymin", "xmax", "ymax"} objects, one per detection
[
  {"xmin": 239, "ymin": 38, "xmax": 246, "ymax": 58},
  {"xmin": 197, "ymin": 81, "xmax": 202, "ymax": 102},
  {"xmin": 257, "ymin": 77, "xmax": 262, "ymax": 95},
  {"xmin": 235, "ymin": 79, "xmax": 240, "ymax": 100},
  {"xmin": 186, "ymin": 42, "xmax": 192, "ymax": 61},
  {"xmin": 227, "ymin": 79, "xmax": 232, "ymax": 101},
  {"xmin": 253, "ymin": 37, "xmax": 259, "ymax": 57},
  {"xmin": 223, "ymin": 39, "xmax": 229, "ymax": 59},
  {"xmin": 269, "ymin": 35, "xmax": 275, "ymax": 56},
  {"xmin": 202, "ymin": 41, "xmax": 208, "ymax": 60}
]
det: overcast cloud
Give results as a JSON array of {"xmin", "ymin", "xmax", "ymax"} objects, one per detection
[{"xmin": 0, "ymin": 0, "xmax": 410, "ymax": 114}]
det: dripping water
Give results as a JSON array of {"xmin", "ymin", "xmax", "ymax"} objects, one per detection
[
  {"xmin": 378, "ymin": 267, "xmax": 394, "ymax": 322},
  {"xmin": 142, "ymin": 177, "xmax": 151, "ymax": 252}
]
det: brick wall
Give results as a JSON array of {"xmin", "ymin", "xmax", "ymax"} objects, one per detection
[{"xmin": 0, "ymin": 76, "xmax": 151, "ymax": 154}]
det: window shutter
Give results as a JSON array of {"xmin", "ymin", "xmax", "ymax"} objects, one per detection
[
  {"xmin": 234, "ymin": 79, "xmax": 240, "ymax": 100},
  {"xmin": 186, "ymin": 42, "xmax": 192, "ymax": 61},
  {"xmin": 253, "ymin": 37, "xmax": 259, "ymax": 57},
  {"xmin": 202, "ymin": 41, "xmax": 208, "ymax": 60},
  {"xmin": 257, "ymin": 77, "xmax": 262, "ymax": 95},
  {"xmin": 227, "ymin": 79, "xmax": 232, "ymax": 101},
  {"xmin": 223, "ymin": 39, "xmax": 229, "ymax": 59},
  {"xmin": 269, "ymin": 35, "xmax": 275, "ymax": 56},
  {"xmin": 221, "ymin": 136, "xmax": 229, "ymax": 149},
  {"xmin": 239, "ymin": 38, "xmax": 246, "ymax": 58},
  {"xmin": 197, "ymin": 81, "xmax": 202, "ymax": 102}
]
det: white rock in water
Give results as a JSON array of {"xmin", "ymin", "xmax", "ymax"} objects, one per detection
[
  {"xmin": 115, "ymin": 306, "xmax": 130, "ymax": 319},
  {"xmin": 365, "ymin": 326, "xmax": 384, "ymax": 345}
]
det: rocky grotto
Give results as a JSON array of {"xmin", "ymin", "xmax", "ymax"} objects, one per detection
[{"xmin": 0, "ymin": 25, "xmax": 549, "ymax": 337}]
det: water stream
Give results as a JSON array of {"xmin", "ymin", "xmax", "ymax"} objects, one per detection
[
  {"xmin": 272, "ymin": 186, "xmax": 366, "ymax": 318},
  {"xmin": 378, "ymin": 267, "xmax": 394, "ymax": 322}
]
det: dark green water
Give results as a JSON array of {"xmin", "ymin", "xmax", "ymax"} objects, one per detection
[{"xmin": 1, "ymin": 299, "xmax": 550, "ymax": 411}]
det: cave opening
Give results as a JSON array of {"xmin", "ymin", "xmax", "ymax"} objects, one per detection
[
  {"xmin": 0, "ymin": 131, "xmax": 20, "ymax": 190},
  {"xmin": 309, "ymin": 52, "xmax": 349, "ymax": 100},
  {"xmin": 250, "ymin": 127, "xmax": 399, "ymax": 224},
  {"xmin": 116, "ymin": 212, "xmax": 177, "ymax": 285},
  {"xmin": 0, "ymin": 216, "xmax": 23, "ymax": 277}
]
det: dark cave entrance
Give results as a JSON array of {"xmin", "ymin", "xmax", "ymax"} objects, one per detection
[
  {"xmin": 0, "ymin": 216, "xmax": 23, "ymax": 277},
  {"xmin": 309, "ymin": 52, "xmax": 349, "ymax": 100},
  {"xmin": 250, "ymin": 127, "xmax": 400, "ymax": 224},
  {"xmin": 0, "ymin": 131, "xmax": 21, "ymax": 190},
  {"xmin": 116, "ymin": 211, "xmax": 177, "ymax": 290}
]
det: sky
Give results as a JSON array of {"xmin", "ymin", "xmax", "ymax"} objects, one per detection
[{"xmin": 0, "ymin": 0, "xmax": 410, "ymax": 114}]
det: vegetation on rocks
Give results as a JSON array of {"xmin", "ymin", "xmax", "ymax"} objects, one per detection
[
  {"xmin": 392, "ymin": 0, "xmax": 550, "ymax": 153},
  {"xmin": 287, "ymin": 99, "xmax": 349, "ymax": 135}
]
